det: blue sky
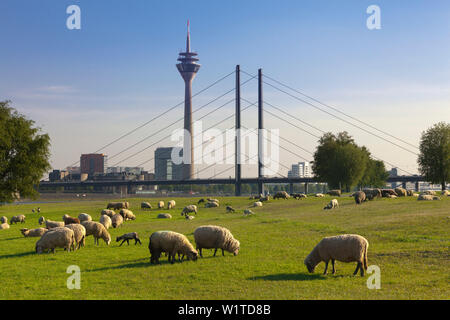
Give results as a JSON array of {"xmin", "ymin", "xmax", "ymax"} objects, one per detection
[{"xmin": 1, "ymin": 0, "xmax": 449, "ymax": 177}]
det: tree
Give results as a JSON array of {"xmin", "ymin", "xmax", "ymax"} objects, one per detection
[
  {"xmin": 0, "ymin": 101, "xmax": 51, "ymax": 203},
  {"xmin": 418, "ymin": 122, "xmax": 450, "ymax": 191},
  {"xmin": 358, "ymin": 147, "xmax": 389, "ymax": 188}
]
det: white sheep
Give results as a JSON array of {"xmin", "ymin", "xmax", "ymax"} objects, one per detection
[
  {"xmin": 101, "ymin": 209, "xmax": 115, "ymax": 217},
  {"xmin": 81, "ymin": 221, "xmax": 111, "ymax": 245},
  {"xmin": 111, "ymin": 213, "xmax": 124, "ymax": 228},
  {"xmin": 157, "ymin": 213, "xmax": 172, "ymax": 219},
  {"xmin": 64, "ymin": 223, "xmax": 86, "ymax": 250},
  {"xmin": 158, "ymin": 201, "xmax": 165, "ymax": 209},
  {"xmin": 0, "ymin": 223, "xmax": 10, "ymax": 230},
  {"xmin": 323, "ymin": 199, "xmax": 339, "ymax": 210},
  {"xmin": 167, "ymin": 200, "xmax": 176, "ymax": 209},
  {"xmin": 39, "ymin": 217, "xmax": 64, "ymax": 229},
  {"xmin": 148, "ymin": 230, "xmax": 198, "ymax": 264},
  {"xmin": 304, "ymin": 234, "xmax": 369, "ymax": 276},
  {"xmin": 422, "ymin": 190, "xmax": 436, "ymax": 196},
  {"xmin": 99, "ymin": 214, "xmax": 112, "ymax": 230},
  {"xmin": 119, "ymin": 209, "xmax": 136, "ymax": 221},
  {"xmin": 35, "ymin": 227, "xmax": 75, "ymax": 254},
  {"xmin": 205, "ymin": 201, "xmax": 219, "ymax": 208},
  {"xmin": 10, "ymin": 215, "xmax": 26, "ymax": 224},
  {"xmin": 20, "ymin": 228, "xmax": 48, "ymax": 237},
  {"xmin": 315, "ymin": 193, "xmax": 324, "ymax": 197},
  {"xmin": 78, "ymin": 213, "xmax": 92, "ymax": 223},
  {"xmin": 441, "ymin": 190, "xmax": 449, "ymax": 196},
  {"xmin": 106, "ymin": 202, "xmax": 127, "ymax": 210},
  {"xmin": 194, "ymin": 225, "xmax": 240, "ymax": 257},
  {"xmin": 181, "ymin": 205, "xmax": 198, "ymax": 216},
  {"xmin": 418, "ymin": 194, "xmax": 440, "ymax": 201},
  {"xmin": 252, "ymin": 201, "xmax": 263, "ymax": 207},
  {"xmin": 141, "ymin": 202, "xmax": 152, "ymax": 210}
]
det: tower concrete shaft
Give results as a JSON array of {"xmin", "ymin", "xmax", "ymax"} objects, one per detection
[{"xmin": 176, "ymin": 20, "xmax": 200, "ymax": 180}]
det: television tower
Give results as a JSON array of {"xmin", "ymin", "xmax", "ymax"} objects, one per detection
[{"xmin": 177, "ymin": 20, "xmax": 200, "ymax": 180}]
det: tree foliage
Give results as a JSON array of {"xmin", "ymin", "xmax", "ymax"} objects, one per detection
[
  {"xmin": 417, "ymin": 122, "xmax": 450, "ymax": 190},
  {"xmin": 312, "ymin": 132, "xmax": 388, "ymax": 191},
  {"xmin": 0, "ymin": 101, "xmax": 51, "ymax": 203}
]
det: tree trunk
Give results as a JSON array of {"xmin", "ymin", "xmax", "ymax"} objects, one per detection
[{"xmin": 442, "ymin": 181, "xmax": 446, "ymax": 191}]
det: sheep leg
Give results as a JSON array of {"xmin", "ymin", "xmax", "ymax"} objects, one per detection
[
  {"xmin": 323, "ymin": 261, "xmax": 329, "ymax": 275},
  {"xmin": 331, "ymin": 259, "xmax": 336, "ymax": 274},
  {"xmin": 127, "ymin": 239, "xmax": 130, "ymax": 245},
  {"xmin": 198, "ymin": 248, "xmax": 203, "ymax": 258},
  {"xmin": 222, "ymin": 249, "xmax": 225, "ymax": 256},
  {"xmin": 213, "ymin": 248, "xmax": 218, "ymax": 257},
  {"xmin": 120, "ymin": 239, "xmax": 126, "ymax": 246},
  {"xmin": 359, "ymin": 262, "xmax": 365, "ymax": 277},
  {"xmin": 353, "ymin": 262, "xmax": 361, "ymax": 276}
]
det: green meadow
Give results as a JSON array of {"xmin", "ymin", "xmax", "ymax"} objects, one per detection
[{"xmin": 0, "ymin": 194, "xmax": 448, "ymax": 300}]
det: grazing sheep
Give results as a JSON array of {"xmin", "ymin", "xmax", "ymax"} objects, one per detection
[
  {"xmin": 291, "ymin": 193, "xmax": 307, "ymax": 199},
  {"xmin": 78, "ymin": 213, "xmax": 92, "ymax": 223},
  {"xmin": 116, "ymin": 232, "xmax": 142, "ymax": 246},
  {"xmin": 260, "ymin": 195, "xmax": 270, "ymax": 202},
  {"xmin": 111, "ymin": 213, "xmax": 124, "ymax": 228},
  {"xmin": 141, "ymin": 202, "xmax": 152, "ymax": 210},
  {"xmin": 394, "ymin": 187, "xmax": 407, "ymax": 197},
  {"xmin": 226, "ymin": 206, "xmax": 235, "ymax": 213},
  {"xmin": 327, "ymin": 190, "xmax": 341, "ymax": 197},
  {"xmin": 194, "ymin": 225, "xmax": 240, "ymax": 257},
  {"xmin": 64, "ymin": 223, "xmax": 86, "ymax": 250},
  {"xmin": 157, "ymin": 213, "xmax": 172, "ymax": 219},
  {"xmin": 0, "ymin": 223, "xmax": 10, "ymax": 230},
  {"xmin": 381, "ymin": 189, "xmax": 398, "ymax": 197},
  {"xmin": 422, "ymin": 190, "xmax": 436, "ymax": 196},
  {"xmin": 243, "ymin": 209, "xmax": 254, "ymax": 215},
  {"xmin": 81, "ymin": 221, "xmax": 111, "ymax": 245},
  {"xmin": 148, "ymin": 231, "xmax": 198, "ymax": 264},
  {"xmin": 185, "ymin": 215, "xmax": 195, "ymax": 220},
  {"xmin": 106, "ymin": 202, "xmax": 127, "ymax": 210},
  {"xmin": 167, "ymin": 200, "xmax": 176, "ymax": 210},
  {"xmin": 99, "ymin": 214, "xmax": 112, "ymax": 230},
  {"xmin": 363, "ymin": 188, "xmax": 382, "ymax": 200},
  {"xmin": 353, "ymin": 191, "xmax": 366, "ymax": 204},
  {"xmin": 315, "ymin": 193, "xmax": 324, "ymax": 197},
  {"xmin": 10, "ymin": 215, "xmax": 26, "ymax": 224},
  {"xmin": 205, "ymin": 201, "xmax": 219, "ymax": 208},
  {"xmin": 158, "ymin": 201, "xmax": 165, "ymax": 209},
  {"xmin": 101, "ymin": 209, "xmax": 115, "ymax": 217},
  {"xmin": 39, "ymin": 217, "xmax": 64, "ymax": 229},
  {"xmin": 197, "ymin": 198, "xmax": 205, "ymax": 204},
  {"xmin": 35, "ymin": 227, "xmax": 75, "ymax": 254},
  {"xmin": 252, "ymin": 201, "xmax": 263, "ymax": 207},
  {"xmin": 207, "ymin": 198, "xmax": 219, "ymax": 204},
  {"xmin": 20, "ymin": 228, "xmax": 48, "ymax": 237},
  {"xmin": 323, "ymin": 199, "xmax": 339, "ymax": 210},
  {"xmin": 181, "ymin": 205, "xmax": 198, "ymax": 216},
  {"xmin": 119, "ymin": 209, "xmax": 136, "ymax": 221},
  {"xmin": 418, "ymin": 194, "xmax": 434, "ymax": 201},
  {"xmin": 62, "ymin": 214, "xmax": 80, "ymax": 225},
  {"xmin": 304, "ymin": 234, "xmax": 369, "ymax": 276},
  {"xmin": 273, "ymin": 191, "xmax": 290, "ymax": 199},
  {"xmin": 0, "ymin": 216, "xmax": 7, "ymax": 224}
]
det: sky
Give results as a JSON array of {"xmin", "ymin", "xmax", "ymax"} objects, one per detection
[{"xmin": 1, "ymin": 0, "xmax": 449, "ymax": 178}]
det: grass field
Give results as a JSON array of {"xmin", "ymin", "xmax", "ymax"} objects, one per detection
[{"xmin": 0, "ymin": 194, "xmax": 449, "ymax": 300}]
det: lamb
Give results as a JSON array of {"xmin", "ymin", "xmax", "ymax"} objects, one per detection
[
  {"xmin": 106, "ymin": 202, "xmax": 127, "ymax": 210},
  {"xmin": 101, "ymin": 209, "xmax": 115, "ymax": 217},
  {"xmin": 273, "ymin": 191, "xmax": 290, "ymax": 199},
  {"xmin": 62, "ymin": 214, "xmax": 80, "ymax": 225},
  {"xmin": 181, "ymin": 205, "xmax": 198, "ymax": 216},
  {"xmin": 243, "ymin": 209, "xmax": 254, "ymax": 215},
  {"xmin": 81, "ymin": 221, "xmax": 111, "ymax": 245},
  {"xmin": 35, "ymin": 227, "xmax": 75, "ymax": 254},
  {"xmin": 0, "ymin": 223, "xmax": 10, "ymax": 230},
  {"xmin": 193, "ymin": 225, "xmax": 240, "ymax": 257},
  {"xmin": 327, "ymin": 190, "xmax": 341, "ymax": 197},
  {"xmin": 167, "ymin": 200, "xmax": 176, "ymax": 210},
  {"xmin": 157, "ymin": 213, "xmax": 172, "ymax": 219},
  {"xmin": 10, "ymin": 215, "xmax": 26, "ymax": 224},
  {"xmin": 0, "ymin": 216, "xmax": 7, "ymax": 224},
  {"xmin": 205, "ymin": 201, "xmax": 219, "ymax": 208},
  {"xmin": 119, "ymin": 209, "xmax": 136, "ymax": 221},
  {"xmin": 20, "ymin": 228, "xmax": 48, "ymax": 237},
  {"xmin": 116, "ymin": 232, "xmax": 142, "ymax": 246},
  {"xmin": 148, "ymin": 231, "xmax": 198, "ymax": 264},
  {"xmin": 141, "ymin": 202, "xmax": 152, "ymax": 210},
  {"xmin": 111, "ymin": 213, "xmax": 124, "ymax": 228},
  {"xmin": 353, "ymin": 191, "xmax": 366, "ymax": 204},
  {"xmin": 39, "ymin": 217, "xmax": 64, "ymax": 229},
  {"xmin": 226, "ymin": 206, "xmax": 235, "ymax": 213},
  {"xmin": 315, "ymin": 193, "xmax": 324, "ymax": 197},
  {"xmin": 158, "ymin": 201, "xmax": 165, "ymax": 209},
  {"xmin": 64, "ymin": 223, "xmax": 86, "ymax": 250},
  {"xmin": 252, "ymin": 201, "xmax": 263, "ymax": 207},
  {"xmin": 323, "ymin": 199, "xmax": 339, "ymax": 210},
  {"xmin": 78, "ymin": 213, "xmax": 92, "ymax": 223},
  {"xmin": 304, "ymin": 234, "xmax": 369, "ymax": 276},
  {"xmin": 394, "ymin": 187, "xmax": 407, "ymax": 197},
  {"xmin": 99, "ymin": 214, "xmax": 112, "ymax": 230}
]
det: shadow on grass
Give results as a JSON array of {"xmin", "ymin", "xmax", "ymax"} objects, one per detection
[
  {"xmin": 248, "ymin": 272, "xmax": 325, "ymax": 281},
  {"xmin": 0, "ymin": 251, "xmax": 35, "ymax": 259},
  {"xmin": 0, "ymin": 236, "xmax": 22, "ymax": 242},
  {"xmin": 87, "ymin": 257, "xmax": 198, "ymax": 272}
]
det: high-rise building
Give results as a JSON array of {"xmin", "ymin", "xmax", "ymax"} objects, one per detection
[
  {"xmin": 154, "ymin": 147, "xmax": 184, "ymax": 180},
  {"xmin": 176, "ymin": 20, "xmax": 200, "ymax": 180},
  {"xmin": 80, "ymin": 153, "xmax": 107, "ymax": 176},
  {"xmin": 288, "ymin": 162, "xmax": 311, "ymax": 178}
]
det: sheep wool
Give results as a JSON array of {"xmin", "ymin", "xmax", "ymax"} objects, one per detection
[
  {"xmin": 394, "ymin": 187, "xmax": 407, "ymax": 197},
  {"xmin": 205, "ymin": 201, "xmax": 219, "ymax": 208},
  {"xmin": 304, "ymin": 234, "xmax": 369, "ymax": 276},
  {"xmin": 20, "ymin": 228, "xmax": 48, "ymax": 237},
  {"xmin": 101, "ymin": 209, "xmax": 115, "ymax": 217},
  {"xmin": 327, "ymin": 190, "xmax": 341, "ymax": 197},
  {"xmin": 418, "ymin": 194, "xmax": 435, "ymax": 201},
  {"xmin": 158, "ymin": 201, "xmax": 165, "ymax": 209},
  {"xmin": 111, "ymin": 213, "xmax": 124, "ymax": 228},
  {"xmin": 353, "ymin": 191, "xmax": 366, "ymax": 204},
  {"xmin": 323, "ymin": 199, "xmax": 339, "ymax": 210},
  {"xmin": 64, "ymin": 223, "xmax": 86, "ymax": 250},
  {"xmin": 99, "ymin": 214, "xmax": 112, "ymax": 230},
  {"xmin": 141, "ymin": 202, "xmax": 152, "ymax": 209},
  {"xmin": 252, "ymin": 201, "xmax": 263, "ymax": 207},
  {"xmin": 181, "ymin": 205, "xmax": 198, "ymax": 216},
  {"xmin": 315, "ymin": 193, "xmax": 324, "ymax": 197},
  {"xmin": 10, "ymin": 215, "xmax": 26, "ymax": 224},
  {"xmin": 78, "ymin": 213, "xmax": 92, "ymax": 223},
  {"xmin": 81, "ymin": 221, "xmax": 111, "ymax": 245},
  {"xmin": 194, "ymin": 225, "xmax": 240, "ymax": 257},
  {"xmin": 43, "ymin": 218, "xmax": 65, "ymax": 229},
  {"xmin": 149, "ymin": 231, "xmax": 198, "ymax": 264},
  {"xmin": 273, "ymin": 191, "xmax": 290, "ymax": 199},
  {"xmin": 119, "ymin": 209, "xmax": 136, "ymax": 221},
  {"xmin": 167, "ymin": 200, "xmax": 176, "ymax": 209},
  {"xmin": 0, "ymin": 223, "xmax": 10, "ymax": 230},
  {"xmin": 35, "ymin": 227, "xmax": 75, "ymax": 254},
  {"xmin": 157, "ymin": 213, "xmax": 172, "ymax": 219}
]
